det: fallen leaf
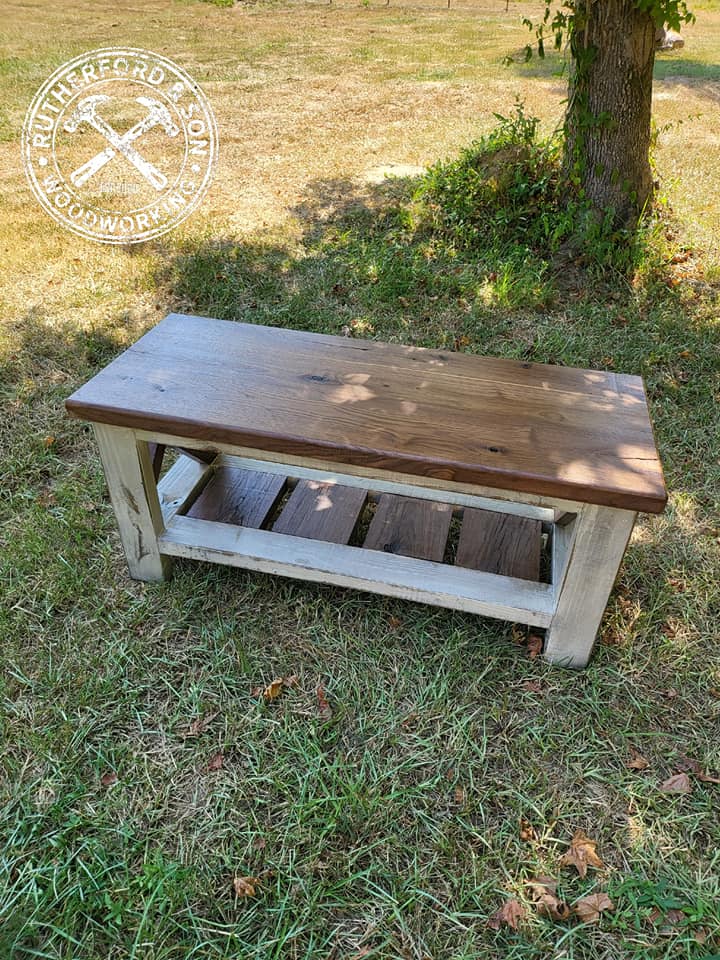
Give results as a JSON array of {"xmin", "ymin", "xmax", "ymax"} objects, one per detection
[
  {"xmin": 253, "ymin": 675, "xmax": 298, "ymax": 701},
  {"xmin": 37, "ymin": 488, "xmax": 57, "ymax": 508},
  {"xmin": 186, "ymin": 712, "xmax": 218, "ymax": 737},
  {"xmin": 252, "ymin": 836, "xmax": 267, "ymax": 851},
  {"xmin": 43, "ymin": 436, "xmax": 56, "ymax": 448},
  {"xmin": 454, "ymin": 786, "xmax": 466, "ymax": 804},
  {"xmin": 662, "ymin": 688, "xmax": 679, "ymax": 700},
  {"xmin": 526, "ymin": 877, "xmax": 571, "ymax": 921},
  {"xmin": 574, "ymin": 892, "xmax": 614, "ymax": 923},
  {"xmin": 488, "ymin": 898, "xmax": 525, "ymax": 931},
  {"xmin": 659, "ymin": 772, "xmax": 692, "ymax": 794},
  {"xmin": 664, "ymin": 908, "xmax": 686, "ymax": 925},
  {"xmin": 519, "ymin": 818, "xmax": 537, "ymax": 842},
  {"xmin": 648, "ymin": 905, "xmax": 686, "ymax": 934},
  {"xmin": 526, "ymin": 876, "xmax": 557, "ymax": 897},
  {"xmin": 388, "ymin": 615, "xmax": 403, "ymax": 629},
  {"xmin": 233, "ymin": 876, "xmax": 259, "ymax": 898},
  {"xmin": 262, "ymin": 679, "xmax": 284, "ymax": 702},
  {"xmin": 317, "ymin": 685, "xmax": 332, "ymax": 720},
  {"xmin": 559, "ymin": 830, "xmax": 605, "ymax": 878},
  {"xmin": 100, "ymin": 771, "xmax": 118, "ymax": 787},
  {"xmin": 527, "ymin": 635, "xmax": 543, "ymax": 659},
  {"xmin": 537, "ymin": 893, "xmax": 572, "ymax": 922},
  {"xmin": 521, "ymin": 680, "xmax": 543, "ymax": 694},
  {"xmin": 676, "ymin": 755, "xmax": 720, "ymax": 784},
  {"xmin": 627, "ymin": 748, "xmax": 649, "ymax": 771},
  {"xmin": 207, "ymin": 751, "xmax": 224, "ymax": 772},
  {"xmin": 698, "ymin": 771, "xmax": 720, "ymax": 785}
]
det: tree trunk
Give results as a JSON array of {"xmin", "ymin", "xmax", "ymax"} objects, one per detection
[{"xmin": 563, "ymin": 0, "xmax": 656, "ymax": 227}]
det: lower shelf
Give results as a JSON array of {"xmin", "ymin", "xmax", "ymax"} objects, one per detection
[
  {"xmin": 155, "ymin": 452, "xmax": 558, "ymax": 628},
  {"xmin": 174, "ymin": 457, "xmax": 546, "ymax": 583},
  {"xmin": 159, "ymin": 514, "xmax": 555, "ymax": 627}
]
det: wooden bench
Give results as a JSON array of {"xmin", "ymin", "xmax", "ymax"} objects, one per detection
[{"xmin": 66, "ymin": 313, "xmax": 667, "ymax": 668}]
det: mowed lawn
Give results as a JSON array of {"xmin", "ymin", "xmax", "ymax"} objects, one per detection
[{"xmin": 1, "ymin": 1, "xmax": 720, "ymax": 958}]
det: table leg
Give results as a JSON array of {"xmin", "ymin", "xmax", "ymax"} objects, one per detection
[
  {"xmin": 93, "ymin": 424, "xmax": 172, "ymax": 582},
  {"xmin": 545, "ymin": 504, "xmax": 636, "ymax": 668}
]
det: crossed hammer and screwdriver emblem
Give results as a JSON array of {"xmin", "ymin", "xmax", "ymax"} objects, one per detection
[{"xmin": 63, "ymin": 94, "xmax": 180, "ymax": 191}]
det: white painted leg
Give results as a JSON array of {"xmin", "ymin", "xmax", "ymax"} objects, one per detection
[
  {"xmin": 92, "ymin": 424, "xmax": 172, "ymax": 582},
  {"xmin": 545, "ymin": 504, "xmax": 637, "ymax": 669}
]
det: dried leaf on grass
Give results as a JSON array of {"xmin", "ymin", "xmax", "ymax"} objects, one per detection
[
  {"xmin": 676, "ymin": 755, "xmax": 720, "ymax": 784},
  {"xmin": 100, "ymin": 771, "xmax": 118, "ymax": 787},
  {"xmin": 207, "ymin": 752, "xmax": 224, "ymax": 772},
  {"xmin": 659, "ymin": 772, "xmax": 692, "ymax": 794},
  {"xmin": 519, "ymin": 818, "xmax": 537, "ymax": 842},
  {"xmin": 233, "ymin": 876, "xmax": 260, "ymax": 898},
  {"xmin": 252, "ymin": 675, "xmax": 298, "ymax": 702},
  {"xmin": 526, "ymin": 877, "xmax": 571, "ymax": 921},
  {"xmin": 627, "ymin": 748, "xmax": 650, "ymax": 770},
  {"xmin": 649, "ymin": 906, "xmax": 686, "ymax": 930},
  {"xmin": 186, "ymin": 712, "xmax": 218, "ymax": 737},
  {"xmin": 559, "ymin": 830, "xmax": 605, "ymax": 878},
  {"xmin": 37, "ymin": 488, "xmax": 57, "ymax": 508},
  {"xmin": 317, "ymin": 685, "xmax": 333, "ymax": 720},
  {"xmin": 698, "ymin": 771, "xmax": 720, "ymax": 785},
  {"xmin": 574, "ymin": 892, "xmax": 614, "ymax": 923},
  {"xmin": 527, "ymin": 635, "xmax": 543, "ymax": 659},
  {"xmin": 488, "ymin": 898, "xmax": 525, "ymax": 931}
]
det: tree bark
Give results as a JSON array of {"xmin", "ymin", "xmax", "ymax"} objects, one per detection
[{"xmin": 563, "ymin": 0, "xmax": 657, "ymax": 226}]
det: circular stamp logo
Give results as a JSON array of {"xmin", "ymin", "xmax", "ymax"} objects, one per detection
[{"xmin": 22, "ymin": 47, "xmax": 218, "ymax": 244}]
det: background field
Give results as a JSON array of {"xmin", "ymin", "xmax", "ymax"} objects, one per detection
[{"xmin": 1, "ymin": 1, "xmax": 719, "ymax": 957}]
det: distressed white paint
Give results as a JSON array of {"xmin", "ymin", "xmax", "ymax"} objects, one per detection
[
  {"xmin": 545, "ymin": 504, "xmax": 636, "ymax": 668},
  {"xmin": 93, "ymin": 425, "xmax": 171, "ymax": 582},
  {"xmin": 157, "ymin": 453, "xmax": 216, "ymax": 526},
  {"xmin": 159, "ymin": 515, "xmax": 555, "ymax": 627},
  {"xmin": 551, "ymin": 513, "xmax": 577, "ymax": 597}
]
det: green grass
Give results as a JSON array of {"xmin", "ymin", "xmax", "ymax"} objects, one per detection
[{"xmin": 2, "ymin": 0, "xmax": 720, "ymax": 957}]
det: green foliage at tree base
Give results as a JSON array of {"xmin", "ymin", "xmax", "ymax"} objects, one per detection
[{"xmin": 413, "ymin": 101, "xmax": 666, "ymax": 273}]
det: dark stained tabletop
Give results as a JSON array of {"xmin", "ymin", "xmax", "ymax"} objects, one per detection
[{"xmin": 66, "ymin": 313, "xmax": 667, "ymax": 513}]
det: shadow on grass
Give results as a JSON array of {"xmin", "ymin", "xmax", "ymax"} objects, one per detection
[{"xmin": 653, "ymin": 56, "xmax": 720, "ymax": 85}]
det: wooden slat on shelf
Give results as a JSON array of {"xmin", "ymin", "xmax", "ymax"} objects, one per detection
[
  {"xmin": 187, "ymin": 465, "xmax": 286, "ymax": 528},
  {"xmin": 456, "ymin": 508, "xmax": 541, "ymax": 581},
  {"xmin": 364, "ymin": 494, "xmax": 452, "ymax": 562},
  {"xmin": 273, "ymin": 480, "xmax": 367, "ymax": 544}
]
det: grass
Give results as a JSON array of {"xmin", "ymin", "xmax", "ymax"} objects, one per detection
[{"xmin": 1, "ymin": 0, "xmax": 720, "ymax": 957}]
